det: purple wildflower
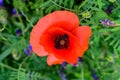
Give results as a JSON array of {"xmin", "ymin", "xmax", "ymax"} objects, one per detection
[
  {"xmin": 71, "ymin": 63, "xmax": 79, "ymax": 67},
  {"xmin": 100, "ymin": 18, "xmax": 115, "ymax": 27},
  {"xmin": 91, "ymin": 69, "xmax": 99, "ymax": 80},
  {"xmin": 106, "ymin": 6, "xmax": 113, "ymax": 14},
  {"xmin": 24, "ymin": 45, "xmax": 32, "ymax": 56},
  {"xmin": 59, "ymin": 69, "xmax": 67, "ymax": 80},
  {"xmin": 28, "ymin": 45, "xmax": 32, "ymax": 51},
  {"xmin": 62, "ymin": 62, "xmax": 67, "ymax": 69},
  {"xmin": 0, "ymin": 0, "xmax": 3, "ymax": 7},
  {"xmin": 71, "ymin": 57, "xmax": 82, "ymax": 67},
  {"xmin": 16, "ymin": 29, "xmax": 22, "ymax": 36},
  {"xmin": 12, "ymin": 8, "xmax": 22, "ymax": 16},
  {"xmin": 78, "ymin": 57, "xmax": 82, "ymax": 62}
]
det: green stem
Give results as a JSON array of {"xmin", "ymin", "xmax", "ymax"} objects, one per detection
[
  {"xmin": 0, "ymin": 63, "xmax": 17, "ymax": 71},
  {"xmin": 50, "ymin": 0, "xmax": 75, "ymax": 12},
  {"xmin": 81, "ymin": 63, "xmax": 84, "ymax": 80},
  {"xmin": 16, "ymin": 9, "xmax": 25, "ymax": 36},
  {"xmin": 17, "ymin": 57, "xmax": 29, "ymax": 80},
  {"xmin": 20, "ymin": 10, "xmax": 34, "ymax": 27},
  {"xmin": 0, "ymin": 24, "xmax": 6, "ymax": 32},
  {"xmin": 78, "ymin": 0, "xmax": 88, "ymax": 10}
]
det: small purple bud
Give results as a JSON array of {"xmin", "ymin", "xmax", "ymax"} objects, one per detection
[
  {"xmin": 0, "ymin": 0, "xmax": 3, "ymax": 6},
  {"xmin": 24, "ymin": 49, "xmax": 31, "ymax": 56},
  {"xmin": 59, "ymin": 69, "xmax": 67, "ymax": 80},
  {"xmin": 28, "ymin": 45, "xmax": 32, "ymax": 52},
  {"xmin": 106, "ymin": 6, "xmax": 113, "ymax": 14},
  {"xmin": 12, "ymin": 8, "xmax": 22, "ymax": 16},
  {"xmin": 105, "ymin": 18, "xmax": 109, "ymax": 22},
  {"xmin": 62, "ymin": 62, "xmax": 67, "ymax": 69},
  {"xmin": 91, "ymin": 69, "xmax": 99, "ymax": 80},
  {"xmin": 100, "ymin": 18, "xmax": 115, "ymax": 27},
  {"xmin": 108, "ymin": 21, "xmax": 114, "ymax": 26},
  {"xmin": 93, "ymin": 74, "xmax": 99, "ymax": 80},
  {"xmin": 100, "ymin": 20, "xmax": 105, "ymax": 26},
  {"xmin": 71, "ymin": 57, "xmax": 82, "ymax": 67},
  {"xmin": 78, "ymin": 57, "xmax": 82, "ymax": 62},
  {"xmin": 12, "ymin": 8, "xmax": 17, "ymax": 15},
  {"xmin": 24, "ymin": 45, "xmax": 32, "ymax": 56},
  {"xmin": 71, "ymin": 63, "xmax": 79, "ymax": 67},
  {"xmin": 16, "ymin": 29, "xmax": 22, "ymax": 36}
]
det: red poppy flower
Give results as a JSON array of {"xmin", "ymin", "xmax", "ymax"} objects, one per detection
[{"xmin": 30, "ymin": 11, "xmax": 92, "ymax": 66}]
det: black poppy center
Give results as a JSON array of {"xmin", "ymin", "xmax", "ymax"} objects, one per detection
[{"xmin": 54, "ymin": 34, "xmax": 69, "ymax": 49}]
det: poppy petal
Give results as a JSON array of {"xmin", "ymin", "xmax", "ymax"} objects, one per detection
[
  {"xmin": 72, "ymin": 26, "xmax": 92, "ymax": 54},
  {"xmin": 30, "ymin": 11, "xmax": 79, "ymax": 57},
  {"xmin": 47, "ymin": 54, "xmax": 64, "ymax": 66},
  {"xmin": 40, "ymin": 27, "xmax": 83, "ymax": 64},
  {"xmin": 32, "ymin": 46, "xmax": 48, "ymax": 56},
  {"xmin": 30, "ymin": 31, "xmax": 48, "ymax": 56},
  {"xmin": 30, "ymin": 10, "xmax": 79, "ymax": 42}
]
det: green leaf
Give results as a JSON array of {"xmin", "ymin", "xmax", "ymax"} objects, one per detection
[
  {"xmin": 111, "ymin": 27, "xmax": 120, "ymax": 32},
  {"xmin": 64, "ymin": 0, "xmax": 68, "ymax": 7},
  {"xmin": 0, "ymin": 48, "xmax": 12, "ymax": 61},
  {"xmin": 97, "ymin": 0, "xmax": 102, "ymax": 9},
  {"xmin": 94, "ymin": 10, "xmax": 109, "ymax": 21},
  {"xmin": 104, "ymin": 33, "xmax": 113, "ymax": 41},
  {"xmin": 59, "ymin": 0, "xmax": 63, "ymax": 5},
  {"xmin": 70, "ymin": 0, "xmax": 74, "ymax": 8},
  {"xmin": 40, "ymin": 1, "xmax": 51, "ymax": 8}
]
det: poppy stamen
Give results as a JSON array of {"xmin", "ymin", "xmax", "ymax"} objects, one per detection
[
  {"xmin": 60, "ymin": 39, "xmax": 65, "ymax": 45},
  {"xmin": 55, "ymin": 34, "xmax": 69, "ymax": 49}
]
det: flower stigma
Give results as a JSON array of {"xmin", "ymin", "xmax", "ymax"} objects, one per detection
[{"xmin": 55, "ymin": 34, "xmax": 69, "ymax": 49}]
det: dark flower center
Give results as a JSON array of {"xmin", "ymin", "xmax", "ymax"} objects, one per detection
[{"xmin": 55, "ymin": 34, "xmax": 69, "ymax": 49}]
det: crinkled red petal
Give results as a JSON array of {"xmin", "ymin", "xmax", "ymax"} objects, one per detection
[
  {"xmin": 47, "ymin": 54, "xmax": 64, "ymax": 66},
  {"xmin": 40, "ymin": 27, "xmax": 83, "ymax": 64},
  {"xmin": 71, "ymin": 26, "xmax": 92, "ymax": 55},
  {"xmin": 30, "ymin": 11, "xmax": 79, "ymax": 57}
]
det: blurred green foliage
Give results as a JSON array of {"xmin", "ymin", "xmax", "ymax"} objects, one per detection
[{"xmin": 0, "ymin": 0, "xmax": 120, "ymax": 80}]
